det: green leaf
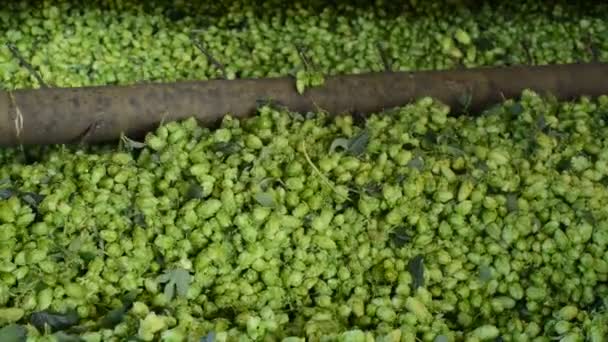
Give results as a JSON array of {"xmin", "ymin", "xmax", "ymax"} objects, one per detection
[
  {"xmin": 164, "ymin": 281, "xmax": 175, "ymax": 301},
  {"xmin": 408, "ymin": 255, "xmax": 425, "ymax": 291},
  {"xmin": 421, "ymin": 132, "xmax": 437, "ymax": 150},
  {"xmin": 407, "ymin": 156, "xmax": 424, "ymax": 170},
  {"xmin": 0, "ymin": 324, "xmax": 26, "ymax": 342},
  {"xmin": 0, "ymin": 324, "xmax": 27, "ymax": 342},
  {"xmin": 363, "ymin": 183, "xmax": 383, "ymax": 197},
  {"xmin": 475, "ymin": 160, "xmax": 489, "ymax": 172},
  {"xmin": 434, "ymin": 335, "xmax": 449, "ymax": 342},
  {"xmin": 389, "ymin": 227, "xmax": 412, "ymax": 248},
  {"xmin": 99, "ymin": 306, "xmax": 129, "ymax": 329},
  {"xmin": 484, "ymin": 104, "xmax": 503, "ymax": 116},
  {"xmin": 67, "ymin": 233, "xmax": 87, "ymax": 253},
  {"xmin": 211, "ymin": 142, "xmax": 241, "ymax": 155},
  {"xmin": 510, "ymin": 103, "xmax": 524, "ymax": 116},
  {"xmin": 331, "ymin": 129, "xmax": 370, "ymax": 156},
  {"xmin": 536, "ymin": 115, "xmax": 547, "ymax": 130},
  {"xmin": 78, "ymin": 251, "xmax": 97, "ymax": 262},
  {"xmin": 173, "ymin": 269, "xmax": 191, "ymax": 297},
  {"xmin": 581, "ymin": 210, "xmax": 596, "ymax": 225},
  {"xmin": 445, "ymin": 145, "xmax": 466, "ymax": 157},
  {"xmin": 157, "ymin": 268, "xmax": 191, "ymax": 301},
  {"xmin": 200, "ymin": 332, "xmax": 216, "ymax": 342},
  {"xmin": 254, "ymin": 191, "xmax": 276, "ymax": 208},
  {"xmin": 21, "ymin": 192, "xmax": 44, "ymax": 209},
  {"xmin": 329, "ymin": 138, "xmax": 350, "ymax": 153},
  {"xmin": 258, "ymin": 178, "xmax": 281, "ymax": 191},
  {"xmin": 506, "ymin": 193, "xmax": 518, "ymax": 213},
  {"xmin": 30, "ymin": 310, "xmax": 80, "ymax": 333},
  {"xmin": 186, "ymin": 184, "xmax": 205, "ymax": 200},
  {"xmin": 0, "ymin": 188, "xmax": 15, "ymax": 200},
  {"xmin": 156, "ymin": 272, "xmax": 171, "ymax": 284},
  {"xmin": 479, "ymin": 265, "xmax": 493, "ymax": 282},
  {"xmin": 347, "ymin": 129, "xmax": 370, "ymax": 156}
]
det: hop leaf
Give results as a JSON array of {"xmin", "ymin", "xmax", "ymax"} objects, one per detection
[
  {"xmin": 347, "ymin": 129, "xmax": 370, "ymax": 156},
  {"xmin": 30, "ymin": 309, "xmax": 79, "ymax": 333},
  {"xmin": 408, "ymin": 255, "xmax": 425, "ymax": 291},
  {"xmin": 329, "ymin": 129, "xmax": 370, "ymax": 156},
  {"xmin": 510, "ymin": 102, "xmax": 524, "ymax": 115},
  {"xmin": 200, "ymin": 332, "xmax": 216, "ymax": 342},
  {"xmin": 434, "ymin": 335, "xmax": 449, "ymax": 342},
  {"xmin": 329, "ymin": 138, "xmax": 350, "ymax": 153},
  {"xmin": 21, "ymin": 192, "xmax": 44, "ymax": 209},
  {"xmin": 0, "ymin": 324, "xmax": 26, "ymax": 342},
  {"xmin": 185, "ymin": 184, "xmax": 205, "ymax": 200},
  {"xmin": 211, "ymin": 142, "xmax": 242, "ymax": 155},
  {"xmin": 407, "ymin": 156, "xmax": 425, "ymax": 170},
  {"xmin": 0, "ymin": 189, "xmax": 15, "ymax": 200},
  {"xmin": 254, "ymin": 191, "xmax": 276, "ymax": 208},
  {"xmin": 157, "ymin": 268, "xmax": 192, "ymax": 301}
]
